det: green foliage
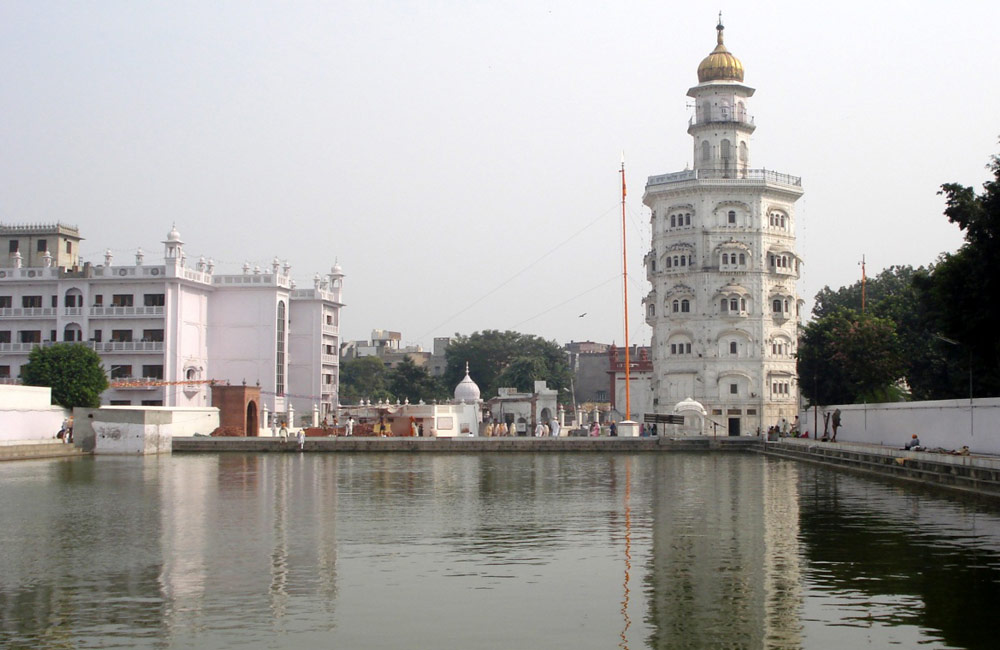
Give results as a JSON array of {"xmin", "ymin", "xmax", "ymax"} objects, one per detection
[
  {"xmin": 443, "ymin": 330, "xmax": 570, "ymax": 402},
  {"xmin": 810, "ymin": 265, "xmax": 953, "ymax": 400},
  {"xmin": 798, "ymin": 309, "xmax": 905, "ymax": 406},
  {"xmin": 20, "ymin": 343, "xmax": 109, "ymax": 408},
  {"xmin": 386, "ymin": 356, "xmax": 448, "ymax": 403},
  {"xmin": 340, "ymin": 355, "xmax": 448, "ymax": 404},
  {"xmin": 338, "ymin": 356, "xmax": 391, "ymax": 403},
  {"xmin": 915, "ymin": 148, "xmax": 1000, "ymax": 397}
]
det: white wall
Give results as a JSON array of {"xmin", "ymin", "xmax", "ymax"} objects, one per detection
[
  {"xmin": 800, "ymin": 398, "xmax": 1000, "ymax": 455},
  {"xmin": 0, "ymin": 385, "xmax": 68, "ymax": 442},
  {"xmin": 78, "ymin": 406, "xmax": 219, "ymax": 454}
]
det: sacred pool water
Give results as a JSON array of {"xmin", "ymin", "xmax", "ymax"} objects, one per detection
[{"xmin": 1, "ymin": 452, "xmax": 999, "ymax": 649}]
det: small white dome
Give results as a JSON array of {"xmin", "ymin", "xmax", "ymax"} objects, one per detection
[
  {"xmin": 453, "ymin": 362, "xmax": 481, "ymax": 402},
  {"xmin": 674, "ymin": 397, "xmax": 707, "ymax": 416},
  {"xmin": 165, "ymin": 225, "xmax": 183, "ymax": 243}
]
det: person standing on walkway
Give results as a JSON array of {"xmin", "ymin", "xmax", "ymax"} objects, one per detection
[
  {"xmin": 550, "ymin": 418, "xmax": 560, "ymax": 438},
  {"xmin": 831, "ymin": 409, "xmax": 842, "ymax": 441},
  {"xmin": 346, "ymin": 416, "xmax": 355, "ymax": 437},
  {"xmin": 279, "ymin": 422, "xmax": 288, "ymax": 440},
  {"xmin": 297, "ymin": 428, "xmax": 305, "ymax": 451},
  {"xmin": 535, "ymin": 421, "xmax": 545, "ymax": 437}
]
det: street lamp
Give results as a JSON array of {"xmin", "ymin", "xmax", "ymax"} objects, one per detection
[{"xmin": 935, "ymin": 334, "xmax": 973, "ymax": 438}]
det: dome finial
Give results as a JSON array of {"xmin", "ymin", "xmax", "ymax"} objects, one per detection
[{"xmin": 697, "ymin": 13, "xmax": 744, "ymax": 82}]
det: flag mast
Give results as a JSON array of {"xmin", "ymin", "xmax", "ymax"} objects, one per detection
[{"xmin": 621, "ymin": 153, "xmax": 631, "ymax": 422}]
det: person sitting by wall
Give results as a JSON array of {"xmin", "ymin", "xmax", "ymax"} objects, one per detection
[{"xmin": 904, "ymin": 434, "xmax": 921, "ymax": 450}]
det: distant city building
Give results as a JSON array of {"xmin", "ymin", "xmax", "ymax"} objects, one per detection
[
  {"xmin": 340, "ymin": 329, "xmax": 437, "ymax": 372},
  {"xmin": 0, "ymin": 224, "xmax": 343, "ymax": 423},
  {"xmin": 608, "ymin": 344, "xmax": 653, "ymax": 421},
  {"xmin": 642, "ymin": 20, "xmax": 803, "ymax": 435},
  {"xmin": 564, "ymin": 340, "xmax": 611, "ymax": 404}
]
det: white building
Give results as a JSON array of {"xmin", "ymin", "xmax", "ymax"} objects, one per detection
[
  {"xmin": 0, "ymin": 224, "xmax": 343, "ymax": 423},
  {"xmin": 642, "ymin": 19, "xmax": 803, "ymax": 436}
]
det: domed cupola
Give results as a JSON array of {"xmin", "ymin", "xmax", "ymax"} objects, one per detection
[
  {"xmin": 453, "ymin": 362, "xmax": 481, "ymax": 402},
  {"xmin": 697, "ymin": 15, "xmax": 744, "ymax": 83},
  {"xmin": 162, "ymin": 223, "xmax": 184, "ymax": 261}
]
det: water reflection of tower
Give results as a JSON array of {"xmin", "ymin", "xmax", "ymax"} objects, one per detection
[{"xmin": 645, "ymin": 455, "xmax": 801, "ymax": 648}]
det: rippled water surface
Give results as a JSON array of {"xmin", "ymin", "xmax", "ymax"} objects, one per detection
[{"xmin": 2, "ymin": 453, "xmax": 1000, "ymax": 649}]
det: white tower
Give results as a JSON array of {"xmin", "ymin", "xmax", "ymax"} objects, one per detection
[{"xmin": 643, "ymin": 18, "xmax": 803, "ymax": 436}]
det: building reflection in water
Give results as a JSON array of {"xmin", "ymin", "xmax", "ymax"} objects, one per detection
[
  {"xmin": 157, "ymin": 453, "xmax": 340, "ymax": 642},
  {"xmin": 644, "ymin": 455, "xmax": 802, "ymax": 649}
]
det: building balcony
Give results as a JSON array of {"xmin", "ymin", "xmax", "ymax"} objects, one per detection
[
  {"xmin": 0, "ymin": 342, "xmax": 48, "ymax": 353},
  {"xmin": 0, "ymin": 307, "xmax": 57, "ymax": 319},
  {"xmin": 90, "ymin": 306, "xmax": 165, "ymax": 318},
  {"xmin": 689, "ymin": 111, "xmax": 755, "ymax": 129},
  {"xmin": 322, "ymin": 324, "xmax": 339, "ymax": 336},
  {"xmin": 647, "ymin": 168, "xmax": 802, "ymax": 189},
  {"xmin": 108, "ymin": 377, "xmax": 162, "ymax": 391},
  {"xmin": 92, "ymin": 341, "xmax": 165, "ymax": 354},
  {"xmin": 321, "ymin": 354, "xmax": 338, "ymax": 366}
]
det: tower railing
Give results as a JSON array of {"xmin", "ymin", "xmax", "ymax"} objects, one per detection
[{"xmin": 647, "ymin": 168, "xmax": 801, "ymax": 187}]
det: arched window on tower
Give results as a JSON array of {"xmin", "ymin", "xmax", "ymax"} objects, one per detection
[
  {"xmin": 728, "ymin": 210, "xmax": 736, "ymax": 225},
  {"xmin": 721, "ymin": 139, "xmax": 731, "ymax": 165},
  {"xmin": 702, "ymin": 140, "xmax": 711, "ymax": 162},
  {"xmin": 681, "ymin": 299, "xmax": 690, "ymax": 313}
]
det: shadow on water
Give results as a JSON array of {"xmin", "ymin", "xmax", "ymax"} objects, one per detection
[{"xmin": 797, "ymin": 466, "xmax": 1000, "ymax": 650}]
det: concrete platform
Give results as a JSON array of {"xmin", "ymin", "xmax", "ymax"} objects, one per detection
[
  {"xmin": 173, "ymin": 435, "xmax": 760, "ymax": 453},
  {"xmin": 761, "ymin": 437, "xmax": 1000, "ymax": 498},
  {"xmin": 0, "ymin": 439, "xmax": 88, "ymax": 461}
]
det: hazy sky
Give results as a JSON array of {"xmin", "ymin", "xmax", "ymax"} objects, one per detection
[{"xmin": 2, "ymin": 1, "xmax": 996, "ymax": 350}]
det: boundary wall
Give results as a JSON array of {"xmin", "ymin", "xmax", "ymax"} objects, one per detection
[{"xmin": 801, "ymin": 398, "xmax": 1000, "ymax": 455}]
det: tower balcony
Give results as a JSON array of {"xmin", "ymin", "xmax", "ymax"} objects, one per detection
[
  {"xmin": 646, "ymin": 168, "xmax": 802, "ymax": 189},
  {"xmin": 688, "ymin": 112, "xmax": 755, "ymax": 133}
]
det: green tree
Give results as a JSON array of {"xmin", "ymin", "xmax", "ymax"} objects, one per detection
[
  {"xmin": 338, "ymin": 356, "xmax": 391, "ymax": 404},
  {"xmin": 798, "ymin": 309, "xmax": 905, "ymax": 406},
  {"xmin": 443, "ymin": 330, "xmax": 571, "ymax": 402},
  {"xmin": 495, "ymin": 356, "xmax": 549, "ymax": 393},
  {"xmin": 811, "ymin": 265, "xmax": 952, "ymax": 400},
  {"xmin": 386, "ymin": 355, "xmax": 447, "ymax": 403},
  {"xmin": 915, "ymin": 147, "xmax": 1000, "ymax": 397},
  {"xmin": 20, "ymin": 343, "xmax": 109, "ymax": 408}
]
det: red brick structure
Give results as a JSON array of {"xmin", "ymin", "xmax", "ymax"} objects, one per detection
[
  {"xmin": 211, "ymin": 384, "xmax": 262, "ymax": 437},
  {"xmin": 608, "ymin": 344, "xmax": 652, "ymax": 415}
]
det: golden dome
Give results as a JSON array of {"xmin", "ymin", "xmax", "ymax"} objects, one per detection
[{"xmin": 697, "ymin": 20, "xmax": 744, "ymax": 83}]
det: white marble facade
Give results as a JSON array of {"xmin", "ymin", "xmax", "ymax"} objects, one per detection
[
  {"xmin": 642, "ymin": 20, "xmax": 803, "ymax": 435},
  {"xmin": 0, "ymin": 226, "xmax": 343, "ymax": 420}
]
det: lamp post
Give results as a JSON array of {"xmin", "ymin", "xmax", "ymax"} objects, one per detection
[{"xmin": 935, "ymin": 334, "xmax": 973, "ymax": 437}]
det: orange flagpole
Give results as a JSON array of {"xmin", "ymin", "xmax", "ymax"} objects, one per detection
[
  {"xmin": 860, "ymin": 254, "xmax": 867, "ymax": 314},
  {"xmin": 621, "ymin": 154, "xmax": 631, "ymax": 422}
]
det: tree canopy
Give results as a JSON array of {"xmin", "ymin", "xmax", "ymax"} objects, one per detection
[
  {"xmin": 800, "ymin": 145, "xmax": 1000, "ymax": 401},
  {"xmin": 386, "ymin": 356, "xmax": 448, "ymax": 404},
  {"xmin": 339, "ymin": 355, "xmax": 447, "ymax": 405},
  {"xmin": 443, "ymin": 330, "xmax": 570, "ymax": 402},
  {"xmin": 798, "ymin": 308, "xmax": 905, "ymax": 406},
  {"xmin": 338, "ymin": 356, "xmax": 391, "ymax": 404},
  {"xmin": 914, "ymin": 148, "xmax": 1000, "ymax": 397},
  {"xmin": 20, "ymin": 343, "xmax": 109, "ymax": 408}
]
